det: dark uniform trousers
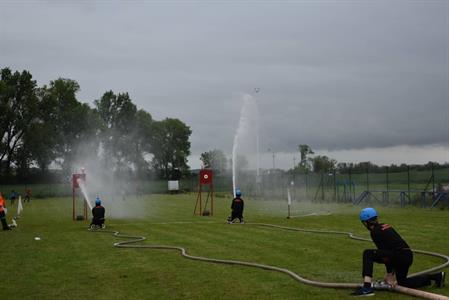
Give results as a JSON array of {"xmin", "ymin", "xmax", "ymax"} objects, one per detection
[{"xmin": 363, "ymin": 248, "xmax": 431, "ymax": 287}]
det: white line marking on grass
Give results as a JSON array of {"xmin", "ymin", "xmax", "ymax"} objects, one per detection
[
  {"xmin": 289, "ymin": 212, "xmax": 332, "ymax": 218},
  {"xmin": 108, "ymin": 221, "xmax": 220, "ymax": 226}
]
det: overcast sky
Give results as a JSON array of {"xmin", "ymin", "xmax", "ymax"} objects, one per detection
[{"xmin": 1, "ymin": 0, "xmax": 448, "ymax": 169}]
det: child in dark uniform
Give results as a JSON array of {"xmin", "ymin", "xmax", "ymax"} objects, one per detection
[
  {"xmin": 352, "ymin": 207, "xmax": 445, "ymax": 296},
  {"xmin": 227, "ymin": 189, "xmax": 244, "ymax": 224},
  {"xmin": 90, "ymin": 197, "xmax": 106, "ymax": 229}
]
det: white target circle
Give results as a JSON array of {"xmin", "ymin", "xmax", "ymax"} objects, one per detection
[{"xmin": 203, "ymin": 174, "xmax": 209, "ymax": 180}]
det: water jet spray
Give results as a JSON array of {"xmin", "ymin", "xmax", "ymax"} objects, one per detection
[{"xmin": 232, "ymin": 94, "xmax": 260, "ymax": 197}]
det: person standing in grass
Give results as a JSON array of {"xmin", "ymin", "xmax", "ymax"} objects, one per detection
[
  {"xmin": 227, "ymin": 189, "xmax": 244, "ymax": 224},
  {"xmin": 0, "ymin": 192, "xmax": 11, "ymax": 231},
  {"xmin": 24, "ymin": 188, "xmax": 31, "ymax": 203},
  {"xmin": 351, "ymin": 207, "xmax": 445, "ymax": 296},
  {"xmin": 9, "ymin": 190, "xmax": 17, "ymax": 205}
]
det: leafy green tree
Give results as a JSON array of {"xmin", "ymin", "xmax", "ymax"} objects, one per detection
[
  {"xmin": 50, "ymin": 78, "xmax": 96, "ymax": 175},
  {"xmin": 311, "ymin": 155, "xmax": 337, "ymax": 173},
  {"xmin": 200, "ymin": 149, "xmax": 227, "ymax": 174},
  {"xmin": 131, "ymin": 109, "xmax": 153, "ymax": 175},
  {"xmin": 151, "ymin": 118, "xmax": 191, "ymax": 179},
  {"xmin": 229, "ymin": 155, "xmax": 249, "ymax": 171},
  {"xmin": 95, "ymin": 91, "xmax": 138, "ymax": 173},
  {"xmin": 298, "ymin": 144, "xmax": 314, "ymax": 172},
  {"xmin": 20, "ymin": 85, "xmax": 59, "ymax": 175},
  {"xmin": 0, "ymin": 68, "xmax": 39, "ymax": 178},
  {"xmin": 14, "ymin": 143, "xmax": 32, "ymax": 180}
]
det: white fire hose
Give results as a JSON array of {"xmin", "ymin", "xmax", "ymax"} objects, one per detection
[{"xmin": 90, "ymin": 223, "xmax": 449, "ymax": 300}]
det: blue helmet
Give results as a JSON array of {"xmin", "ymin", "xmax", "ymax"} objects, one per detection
[
  {"xmin": 360, "ymin": 207, "xmax": 378, "ymax": 222},
  {"xmin": 95, "ymin": 197, "xmax": 101, "ymax": 206},
  {"xmin": 235, "ymin": 189, "xmax": 242, "ymax": 197}
]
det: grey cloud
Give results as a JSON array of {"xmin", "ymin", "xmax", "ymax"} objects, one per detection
[{"xmin": 1, "ymin": 1, "xmax": 447, "ymax": 159}]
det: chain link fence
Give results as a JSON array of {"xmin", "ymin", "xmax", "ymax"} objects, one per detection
[{"xmin": 1, "ymin": 164, "xmax": 448, "ymax": 208}]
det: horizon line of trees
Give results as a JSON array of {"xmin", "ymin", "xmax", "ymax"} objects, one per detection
[
  {"xmin": 0, "ymin": 67, "xmax": 192, "ymax": 183},
  {"xmin": 295, "ymin": 144, "xmax": 448, "ymax": 174},
  {"xmin": 199, "ymin": 146, "xmax": 448, "ymax": 176}
]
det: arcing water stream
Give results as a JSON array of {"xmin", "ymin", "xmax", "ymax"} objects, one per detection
[
  {"xmin": 77, "ymin": 178, "xmax": 92, "ymax": 211},
  {"xmin": 232, "ymin": 94, "xmax": 260, "ymax": 197}
]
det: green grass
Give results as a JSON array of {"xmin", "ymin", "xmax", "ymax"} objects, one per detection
[{"xmin": 1, "ymin": 194, "xmax": 448, "ymax": 299}]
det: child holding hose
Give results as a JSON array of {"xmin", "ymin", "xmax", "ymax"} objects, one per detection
[
  {"xmin": 352, "ymin": 207, "xmax": 445, "ymax": 296},
  {"xmin": 90, "ymin": 197, "xmax": 106, "ymax": 229},
  {"xmin": 227, "ymin": 189, "xmax": 244, "ymax": 224}
]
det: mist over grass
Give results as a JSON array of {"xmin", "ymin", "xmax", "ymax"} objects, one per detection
[
  {"xmin": 72, "ymin": 142, "xmax": 149, "ymax": 219},
  {"xmin": 245, "ymin": 195, "xmax": 358, "ymax": 219}
]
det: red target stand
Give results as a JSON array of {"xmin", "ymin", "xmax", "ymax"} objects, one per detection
[
  {"xmin": 194, "ymin": 169, "xmax": 214, "ymax": 216},
  {"xmin": 72, "ymin": 170, "xmax": 87, "ymax": 221}
]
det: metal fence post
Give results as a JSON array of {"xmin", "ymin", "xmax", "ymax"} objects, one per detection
[
  {"xmin": 407, "ymin": 165, "xmax": 411, "ymax": 204},
  {"xmin": 386, "ymin": 166, "xmax": 389, "ymax": 204}
]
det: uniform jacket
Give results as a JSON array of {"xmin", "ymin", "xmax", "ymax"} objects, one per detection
[
  {"xmin": 231, "ymin": 197, "xmax": 244, "ymax": 212},
  {"xmin": 92, "ymin": 205, "xmax": 105, "ymax": 220},
  {"xmin": 0, "ymin": 196, "xmax": 6, "ymax": 212},
  {"xmin": 370, "ymin": 222, "xmax": 410, "ymax": 251}
]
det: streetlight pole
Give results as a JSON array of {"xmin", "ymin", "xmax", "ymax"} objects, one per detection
[{"xmin": 267, "ymin": 148, "xmax": 275, "ymax": 170}]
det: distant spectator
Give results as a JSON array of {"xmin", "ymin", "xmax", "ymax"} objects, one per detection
[
  {"xmin": 24, "ymin": 188, "xmax": 31, "ymax": 203},
  {"xmin": 10, "ymin": 190, "xmax": 18, "ymax": 205},
  {"xmin": 0, "ymin": 192, "xmax": 11, "ymax": 231}
]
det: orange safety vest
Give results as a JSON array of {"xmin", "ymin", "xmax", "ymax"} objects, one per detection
[{"xmin": 0, "ymin": 196, "xmax": 5, "ymax": 212}]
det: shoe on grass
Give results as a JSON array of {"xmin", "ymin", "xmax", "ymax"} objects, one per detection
[{"xmin": 351, "ymin": 286, "xmax": 375, "ymax": 296}]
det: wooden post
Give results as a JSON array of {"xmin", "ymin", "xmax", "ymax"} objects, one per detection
[
  {"xmin": 194, "ymin": 169, "xmax": 214, "ymax": 216},
  {"xmin": 72, "ymin": 172, "xmax": 86, "ymax": 221},
  {"xmin": 72, "ymin": 187, "xmax": 75, "ymax": 221},
  {"xmin": 210, "ymin": 180, "xmax": 214, "ymax": 216}
]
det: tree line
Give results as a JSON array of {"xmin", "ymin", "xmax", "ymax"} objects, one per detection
[
  {"xmin": 199, "ymin": 145, "xmax": 448, "ymax": 176},
  {"xmin": 295, "ymin": 144, "xmax": 448, "ymax": 174},
  {"xmin": 0, "ymin": 67, "xmax": 192, "ymax": 183}
]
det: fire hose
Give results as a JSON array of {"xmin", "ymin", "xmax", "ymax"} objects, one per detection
[{"xmin": 90, "ymin": 223, "xmax": 449, "ymax": 300}]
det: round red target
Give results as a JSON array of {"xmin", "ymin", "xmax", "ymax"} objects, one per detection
[{"xmin": 199, "ymin": 169, "xmax": 213, "ymax": 184}]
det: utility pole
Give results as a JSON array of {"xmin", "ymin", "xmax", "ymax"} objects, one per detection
[{"xmin": 267, "ymin": 148, "xmax": 275, "ymax": 170}]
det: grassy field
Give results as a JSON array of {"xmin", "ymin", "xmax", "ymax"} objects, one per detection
[{"xmin": 1, "ymin": 193, "xmax": 448, "ymax": 299}]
